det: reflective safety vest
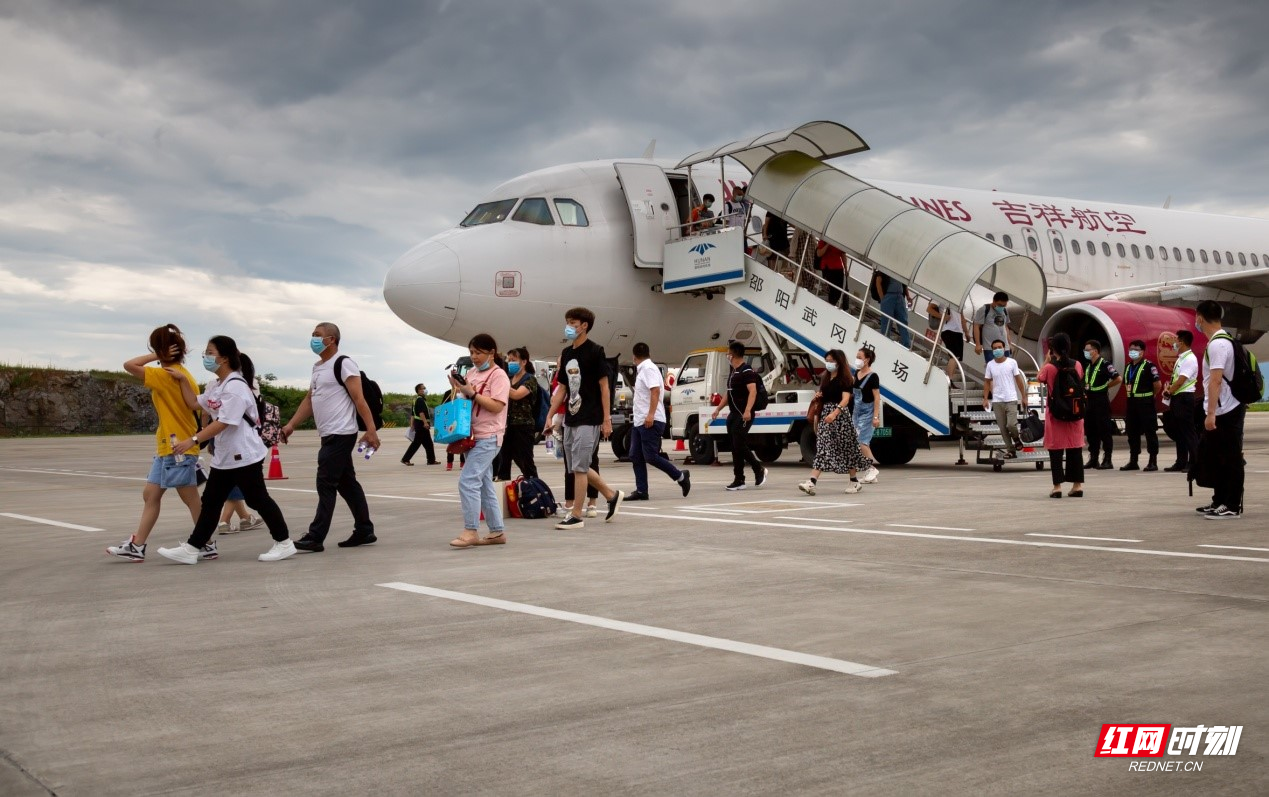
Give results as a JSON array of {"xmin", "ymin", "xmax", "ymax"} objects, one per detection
[
  {"xmin": 1085, "ymin": 359, "xmax": 1108, "ymax": 392},
  {"xmin": 1126, "ymin": 361, "xmax": 1156, "ymax": 399},
  {"xmin": 1172, "ymin": 351, "xmax": 1198, "ymax": 394}
]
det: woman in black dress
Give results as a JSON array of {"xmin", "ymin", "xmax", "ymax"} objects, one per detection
[{"xmin": 798, "ymin": 349, "xmax": 870, "ymax": 495}]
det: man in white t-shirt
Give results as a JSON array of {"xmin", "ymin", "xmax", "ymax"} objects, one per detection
[
  {"xmin": 928, "ymin": 301, "xmax": 967, "ymax": 380},
  {"xmin": 982, "ymin": 339, "xmax": 1028, "ymax": 458},
  {"xmin": 280, "ymin": 322, "xmax": 381, "ymax": 549},
  {"xmin": 626, "ymin": 343, "xmax": 691, "ymax": 501},
  {"xmin": 1162, "ymin": 329, "xmax": 1200, "ymax": 472},
  {"xmin": 1195, "ymin": 301, "xmax": 1244, "ymax": 518}
]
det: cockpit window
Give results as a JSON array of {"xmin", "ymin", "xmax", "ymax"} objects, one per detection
[
  {"xmin": 512, "ymin": 197, "xmax": 555, "ymax": 225},
  {"xmin": 460, "ymin": 199, "xmax": 518, "ymax": 227},
  {"xmin": 554, "ymin": 198, "xmax": 589, "ymax": 227}
]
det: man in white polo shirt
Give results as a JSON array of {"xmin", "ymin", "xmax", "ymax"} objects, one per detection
[
  {"xmin": 280, "ymin": 322, "xmax": 381, "ymax": 550},
  {"xmin": 1162, "ymin": 329, "xmax": 1199, "ymax": 472},
  {"xmin": 1194, "ymin": 301, "xmax": 1245, "ymax": 519}
]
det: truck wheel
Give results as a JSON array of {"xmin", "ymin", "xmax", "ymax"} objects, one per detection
[
  {"xmin": 798, "ymin": 425, "xmax": 816, "ymax": 465},
  {"xmin": 871, "ymin": 436, "xmax": 917, "ymax": 466},
  {"xmin": 610, "ymin": 425, "xmax": 632, "ymax": 461},
  {"xmin": 686, "ymin": 422, "xmax": 715, "ymax": 466},
  {"xmin": 756, "ymin": 439, "xmax": 784, "ymax": 463}
]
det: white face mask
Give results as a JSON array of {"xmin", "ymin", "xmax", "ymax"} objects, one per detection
[{"xmin": 853, "ymin": 358, "xmax": 865, "ymax": 370}]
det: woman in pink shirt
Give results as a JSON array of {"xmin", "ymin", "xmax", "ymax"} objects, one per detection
[
  {"xmin": 448, "ymin": 334, "xmax": 511, "ymax": 548},
  {"xmin": 1037, "ymin": 332, "xmax": 1085, "ymax": 498}
]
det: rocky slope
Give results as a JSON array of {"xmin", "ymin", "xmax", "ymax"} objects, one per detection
[{"xmin": 0, "ymin": 369, "xmax": 157, "ymax": 435}]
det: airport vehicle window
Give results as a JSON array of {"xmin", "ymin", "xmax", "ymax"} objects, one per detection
[
  {"xmin": 554, "ymin": 198, "xmax": 589, "ymax": 227},
  {"xmin": 1239, "ymin": 252, "xmax": 1247, "ymax": 266},
  {"xmin": 677, "ymin": 354, "xmax": 708, "ymax": 385},
  {"xmin": 1160, "ymin": 246, "xmax": 1168, "ymax": 261},
  {"xmin": 512, "ymin": 197, "xmax": 555, "ymax": 225},
  {"xmin": 1052, "ymin": 237, "xmax": 1064, "ymax": 254},
  {"xmin": 1002, "ymin": 234, "xmax": 1013, "ymax": 249},
  {"xmin": 1116, "ymin": 243, "xmax": 1126, "ymax": 258},
  {"xmin": 1145, "ymin": 245, "xmax": 1154, "ymax": 260},
  {"xmin": 1102, "ymin": 242, "xmax": 1112, "ymax": 257},
  {"xmin": 1027, "ymin": 235, "xmax": 1038, "ymax": 252},
  {"xmin": 1071, "ymin": 240, "xmax": 1081, "ymax": 255},
  {"xmin": 1200, "ymin": 249, "xmax": 1209, "ymax": 264},
  {"xmin": 1131, "ymin": 244, "xmax": 1140, "ymax": 259},
  {"xmin": 461, "ymin": 199, "xmax": 518, "ymax": 227},
  {"xmin": 1213, "ymin": 250, "xmax": 1222, "ymax": 265}
]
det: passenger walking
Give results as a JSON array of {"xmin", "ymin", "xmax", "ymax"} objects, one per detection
[
  {"xmin": 973, "ymin": 292, "xmax": 1012, "ymax": 363},
  {"xmin": 724, "ymin": 185, "xmax": 751, "ymax": 231},
  {"xmin": 449, "ymin": 334, "xmax": 511, "ymax": 548},
  {"xmin": 928, "ymin": 301, "xmax": 967, "ymax": 380},
  {"xmin": 852, "ymin": 348, "xmax": 882, "ymax": 481},
  {"xmin": 401, "ymin": 383, "xmax": 439, "ymax": 466},
  {"xmin": 1119, "ymin": 339, "xmax": 1162, "ymax": 472},
  {"xmin": 711, "ymin": 341, "xmax": 767, "ymax": 491},
  {"xmin": 549, "ymin": 307, "xmax": 624, "ymax": 529},
  {"xmin": 1037, "ymin": 333, "xmax": 1085, "ymax": 498},
  {"xmin": 817, "ymin": 241, "xmax": 847, "ymax": 309},
  {"xmin": 1162, "ymin": 331, "xmax": 1200, "ymax": 472},
  {"xmin": 218, "ymin": 355, "xmax": 264, "ymax": 534},
  {"xmin": 982, "ymin": 340, "xmax": 1029, "ymax": 459},
  {"xmin": 1194, "ymin": 301, "xmax": 1245, "ymax": 518},
  {"xmin": 762, "ymin": 212, "xmax": 789, "ymax": 273},
  {"xmin": 550, "ymin": 362, "xmax": 599, "ymax": 518},
  {"xmin": 876, "ymin": 273, "xmax": 912, "ymax": 347},
  {"xmin": 689, "ymin": 194, "xmax": 717, "ymax": 233},
  {"xmin": 626, "ymin": 342, "xmax": 691, "ymax": 501},
  {"xmin": 1081, "ymin": 341, "xmax": 1121, "ymax": 470},
  {"xmin": 156, "ymin": 336, "xmax": 296, "ymax": 564},
  {"xmin": 496, "ymin": 347, "xmax": 540, "ymax": 481},
  {"xmin": 279, "ymin": 322, "xmax": 380, "ymax": 552},
  {"xmin": 107, "ymin": 324, "xmax": 205, "ymax": 563},
  {"xmin": 798, "ymin": 350, "xmax": 870, "ymax": 495}
]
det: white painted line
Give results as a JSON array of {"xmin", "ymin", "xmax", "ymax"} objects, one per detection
[
  {"xmin": 1198, "ymin": 545, "xmax": 1269, "ymax": 553},
  {"xmin": 622, "ymin": 511, "xmax": 1269, "ymax": 564},
  {"xmin": 908, "ymin": 476, "xmax": 985, "ymax": 481},
  {"xmin": 682, "ymin": 508, "xmax": 746, "ymax": 515},
  {"xmin": 0, "ymin": 513, "xmax": 102, "ymax": 532},
  {"xmin": 378, "ymin": 582, "xmax": 896, "ymax": 678},
  {"xmin": 1028, "ymin": 533, "xmax": 1143, "ymax": 543},
  {"xmin": 0, "ymin": 467, "xmax": 143, "ymax": 482},
  {"xmin": 890, "ymin": 524, "xmax": 975, "ymax": 532},
  {"xmin": 775, "ymin": 516, "xmax": 854, "ymax": 524}
]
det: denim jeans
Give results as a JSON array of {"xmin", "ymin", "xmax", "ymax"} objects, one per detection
[
  {"xmin": 879, "ymin": 293, "xmax": 911, "ymax": 347},
  {"xmin": 459, "ymin": 437, "xmax": 503, "ymax": 531}
]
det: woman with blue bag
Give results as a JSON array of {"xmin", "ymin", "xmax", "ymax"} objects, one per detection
[{"xmin": 445, "ymin": 334, "xmax": 511, "ymax": 548}]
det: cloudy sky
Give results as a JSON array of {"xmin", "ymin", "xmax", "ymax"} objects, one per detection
[{"xmin": 2, "ymin": 0, "xmax": 1267, "ymax": 392}]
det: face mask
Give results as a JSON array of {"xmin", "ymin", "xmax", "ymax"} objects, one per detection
[
  {"xmin": 1194, "ymin": 320, "xmax": 1202, "ymax": 333},
  {"xmin": 564, "ymin": 325, "xmax": 579, "ymax": 341},
  {"xmin": 507, "ymin": 362, "xmax": 521, "ymax": 375},
  {"xmin": 1083, "ymin": 350, "xmax": 1093, "ymax": 360},
  {"xmin": 1128, "ymin": 350, "xmax": 1141, "ymax": 361},
  {"xmin": 853, "ymin": 358, "xmax": 864, "ymax": 370},
  {"xmin": 202, "ymin": 355, "xmax": 219, "ymax": 372},
  {"xmin": 476, "ymin": 359, "xmax": 492, "ymax": 371},
  {"xmin": 825, "ymin": 362, "xmax": 838, "ymax": 373},
  {"xmin": 992, "ymin": 348, "xmax": 1005, "ymax": 359},
  {"xmin": 310, "ymin": 336, "xmax": 326, "ymax": 354},
  {"xmin": 994, "ymin": 306, "xmax": 1006, "ymax": 316},
  {"xmin": 1171, "ymin": 343, "xmax": 1179, "ymax": 352},
  {"xmin": 704, "ymin": 201, "xmax": 713, "ymax": 208}
]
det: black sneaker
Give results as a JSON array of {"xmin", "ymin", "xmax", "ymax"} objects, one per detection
[
  {"xmin": 626, "ymin": 491, "xmax": 649, "ymax": 501},
  {"xmin": 754, "ymin": 467, "xmax": 768, "ymax": 488},
  {"xmin": 1195, "ymin": 503, "xmax": 1217, "ymax": 514},
  {"xmin": 1205, "ymin": 505, "xmax": 1241, "ymax": 519},
  {"xmin": 605, "ymin": 490, "xmax": 624, "ymax": 522},
  {"xmin": 725, "ymin": 480, "xmax": 747, "ymax": 491},
  {"xmin": 555, "ymin": 515, "xmax": 585, "ymax": 530},
  {"xmin": 337, "ymin": 533, "xmax": 377, "ymax": 548},
  {"xmin": 679, "ymin": 470, "xmax": 692, "ymax": 497},
  {"xmin": 294, "ymin": 537, "xmax": 324, "ymax": 553}
]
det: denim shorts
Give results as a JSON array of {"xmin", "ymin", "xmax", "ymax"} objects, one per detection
[{"xmin": 147, "ymin": 454, "xmax": 199, "ymax": 489}]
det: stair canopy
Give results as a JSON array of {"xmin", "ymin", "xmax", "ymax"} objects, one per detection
[{"xmin": 675, "ymin": 121, "xmax": 870, "ymax": 174}]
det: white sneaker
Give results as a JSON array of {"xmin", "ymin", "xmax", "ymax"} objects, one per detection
[
  {"xmin": 157, "ymin": 542, "xmax": 200, "ymax": 565},
  {"xmin": 258, "ymin": 539, "xmax": 297, "ymax": 562},
  {"xmin": 843, "ymin": 481, "xmax": 863, "ymax": 494},
  {"xmin": 217, "ymin": 521, "xmax": 237, "ymax": 535},
  {"xmin": 239, "ymin": 514, "xmax": 264, "ymax": 531},
  {"xmin": 200, "ymin": 541, "xmax": 218, "ymax": 560},
  {"xmin": 585, "ymin": 506, "xmax": 598, "ymax": 519},
  {"xmin": 556, "ymin": 506, "xmax": 572, "ymax": 519},
  {"xmin": 861, "ymin": 467, "xmax": 880, "ymax": 484},
  {"xmin": 797, "ymin": 480, "xmax": 817, "ymax": 496}
]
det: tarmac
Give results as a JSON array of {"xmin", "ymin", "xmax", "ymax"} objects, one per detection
[{"xmin": 0, "ymin": 421, "xmax": 1266, "ymax": 796}]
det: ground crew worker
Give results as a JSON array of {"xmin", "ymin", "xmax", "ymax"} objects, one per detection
[
  {"xmin": 1120, "ymin": 339, "xmax": 1162, "ymax": 471},
  {"xmin": 1162, "ymin": 330, "xmax": 1200, "ymax": 472},
  {"xmin": 1082, "ymin": 340, "xmax": 1121, "ymax": 470}
]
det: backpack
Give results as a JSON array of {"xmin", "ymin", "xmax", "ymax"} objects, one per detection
[
  {"xmin": 227, "ymin": 377, "xmax": 281, "ymax": 447},
  {"xmin": 1210, "ymin": 332, "xmax": 1265, "ymax": 407},
  {"xmin": 752, "ymin": 374, "xmax": 770, "ymax": 412},
  {"xmin": 1047, "ymin": 358, "xmax": 1086, "ymax": 422},
  {"xmin": 333, "ymin": 355, "xmax": 384, "ymax": 430},
  {"xmin": 533, "ymin": 382, "xmax": 550, "ymax": 434},
  {"xmin": 514, "ymin": 476, "xmax": 558, "ymax": 519}
]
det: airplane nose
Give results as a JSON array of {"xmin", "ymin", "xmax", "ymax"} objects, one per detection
[{"xmin": 383, "ymin": 241, "xmax": 460, "ymax": 338}]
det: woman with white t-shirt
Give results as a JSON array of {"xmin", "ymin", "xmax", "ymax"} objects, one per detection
[{"xmin": 157, "ymin": 336, "xmax": 297, "ymax": 564}]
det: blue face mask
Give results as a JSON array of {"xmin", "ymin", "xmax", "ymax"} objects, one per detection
[
  {"xmin": 1083, "ymin": 350, "xmax": 1093, "ymax": 360},
  {"xmin": 202, "ymin": 355, "xmax": 219, "ymax": 372},
  {"xmin": 992, "ymin": 348, "xmax": 1005, "ymax": 359},
  {"xmin": 1128, "ymin": 350, "xmax": 1141, "ymax": 361},
  {"xmin": 310, "ymin": 336, "xmax": 327, "ymax": 355},
  {"xmin": 994, "ymin": 305, "xmax": 1006, "ymax": 316},
  {"xmin": 507, "ymin": 362, "xmax": 521, "ymax": 375},
  {"xmin": 1194, "ymin": 320, "xmax": 1202, "ymax": 334},
  {"xmin": 564, "ymin": 325, "xmax": 579, "ymax": 341},
  {"xmin": 476, "ymin": 359, "xmax": 492, "ymax": 371},
  {"xmin": 825, "ymin": 362, "xmax": 837, "ymax": 373}
]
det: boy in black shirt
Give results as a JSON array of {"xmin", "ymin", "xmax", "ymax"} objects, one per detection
[
  {"xmin": 710, "ymin": 341, "xmax": 768, "ymax": 490},
  {"xmin": 548, "ymin": 307, "xmax": 623, "ymax": 528}
]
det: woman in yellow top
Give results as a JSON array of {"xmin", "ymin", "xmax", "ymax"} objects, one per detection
[{"xmin": 107, "ymin": 324, "xmax": 210, "ymax": 563}]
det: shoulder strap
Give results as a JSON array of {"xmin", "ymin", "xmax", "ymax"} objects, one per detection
[
  {"xmin": 224, "ymin": 376, "xmax": 258, "ymax": 427},
  {"xmin": 332, "ymin": 355, "xmax": 351, "ymax": 392}
]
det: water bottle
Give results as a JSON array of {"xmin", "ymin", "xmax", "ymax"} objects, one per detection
[
  {"xmin": 357, "ymin": 442, "xmax": 376, "ymax": 460},
  {"xmin": 169, "ymin": 434, "xmax": 185, "ymax": 463},
  {"xmin": 545, "ymin": 436, "xmax": 554, "ymax": 452}
]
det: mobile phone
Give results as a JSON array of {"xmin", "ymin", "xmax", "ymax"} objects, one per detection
[{"xmin": 451, "ymin": 370, "xmax": 467, "ymax": 386}]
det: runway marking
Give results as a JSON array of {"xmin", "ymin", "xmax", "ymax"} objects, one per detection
[
  {"xmin": 0, "ymin": 467, "xmax": 143, "ymax": 482},
  {"xmin": 1198, "ymin": 544, "xmax": 1269, "ymax": 553},
  {"xmin": 378, "ymin": 582, "xmax": 897, "ymax": 678},
  {"xmin": 682, "ymin": 508, "xmax": 746, "ymax": 515},
  {"xmin": 775, "ymin": 516, "xmax": 854, "ymax": 524},
  {"xmin": 908, "ymin": 476, "xmax": 985, "ymax": 481},
  {"xmin": 0, "ymin": 513, "xmax": 102, "ymax": 532},
  {"xmin": 681, "ymin": 499, "xmax": 849, "ymax": 515},
  {"xmin": 621, "ymin": 511, "xmax": 1269, "ymax": 564},
  {"xmin": 890, "ymin": 524, "xmax": 975, "ymax": 532},
  {"xmin": 1028, "ymin": 533, "xmax": 1143, "ymax": 543}
]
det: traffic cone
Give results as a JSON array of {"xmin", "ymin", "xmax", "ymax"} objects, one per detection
[
  {"xmin": 675, "ymin": 439, "xmax": 686, "ymax": 451},
  {"xmin": 265, "ymin": 445, "xmax": 288, "ymax": 480}
]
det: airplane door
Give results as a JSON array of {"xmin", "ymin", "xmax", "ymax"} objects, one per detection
[
  {"xmin": 614, "ymin": 162, "xmax": 680, "ymax": 268},
  {"xmin": 1020, "ymin": 226, "xmax": 1045, "ymax": 271},
  {"xmin": 1046, "ymin": 228, "xmax": 1069, "ymax": 274}
]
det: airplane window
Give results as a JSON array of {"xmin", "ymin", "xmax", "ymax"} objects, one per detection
[
  {"xmin": 1252, "ymin": 253, "xmax": 1260, "ymax": 267},
  {"xmin": 1002, "ymin": 234, "xmax": 1014, "ymax": 249},
  {"xmin": 1087, "ymin": 240, "xmax": 1095, "ymax": 255},
  {"xmin": 1071, "ymin": 240, "xmax": 1081, "ymax": 255},
  {"xmin": 1160, "ymin": 246, "xmax": 1168, "ymax": 261},
  {"xmin": 1200, "ymin": 249, "xmax": 1209, "ymax": 264},
  {"xmin": 1116, "ymin": 243, "xmax": 1126, "ymax": 258},
  {"xmin": 1131, "ymin": 244, "xmax": 1140, "ymax": 259},
  {"xmin": 985, "ymin": 233, "xmax": 995, "ymax": 241},
  {"xmin": 1027, "ymin": 235, "xmax": 1038, "ymax": 252},
  {"xmin": 460, "ymin": 199, "xmax": 518, "ymax": 227},
  {"xmin": 1186, "ymin": 248, "xmax": 1195, "ymax": 262},
  {"xmin": 1052, "ymin": 238, "xmax": 1064, "ymax": 254},
  {"xmin": 1239, "ymin": 252, "xmax": 1247, "ymax": 266},
  {"xmin": 554, "ymin": 198, "xmax": 590, "ymax": 227},
  {"xmin": 1213, "ymin": 250, "xmax": 1222, "ymax": 265},
  {"xmin": 1175, "ymin": 247, "xmax": 1184, "ymax": 262},
  {"xmin": 1102, "ymin": 242, "xmax": 1111, "ymax": 257},
  {"xmin": 512, "ymin": 197, "xmax": 555, "ymax": 226},
  {"xmin": 1226, "ymin": 250, "xmax": 1234, "ymax": 264},
  {"xmin": 1145, "ymin": 245, "xmax": 1154, "ymax": 260}
]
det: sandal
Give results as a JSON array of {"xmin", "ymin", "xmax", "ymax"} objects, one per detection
[
  {"xmin": 475, "ymin": 533, "xmax": 506, "ymax": 546},
  {"xmin": 1067, "ymin": 489, "xmax": 1084, "ymax": 498},
  {"xmin": 1049, "ymin": 490, "xmax": 1063, "ymax": 499},
  {"xmin": 450, "ymin": 532, "xmax": 480, "ymax": 549}
]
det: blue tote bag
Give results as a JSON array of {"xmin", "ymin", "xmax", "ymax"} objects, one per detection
[{"xmin": 433, "ymin": 398, "xmax": 474, "ymax": 444}]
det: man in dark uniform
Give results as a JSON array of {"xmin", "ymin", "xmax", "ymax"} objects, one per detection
[
  {"xmin": 1082, "ymin": 340, "xmax": 1121, "ymax": 469},
  {"xmin": 1120, "ymin": 338, "xmax": 1163, "ymax": 472},
  {"xmin": 710, "ymin": 340, "xmax": 767, "ymax": 491}
]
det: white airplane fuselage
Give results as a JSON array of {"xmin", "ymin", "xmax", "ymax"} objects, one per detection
[{"xmin": 384, "ymin": 158, "xmax": 1269, "ymax": 364}]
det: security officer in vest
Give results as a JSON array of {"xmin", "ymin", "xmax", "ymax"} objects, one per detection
[
  {"xmin": 1120, "ymin": 338, "xmax": 1163, "ymax": 471},
  {"xmin": 1161, "ymin": 330, "xmax": 1200, "ymax": 472},
  {"xmin": 1082, "ymin": 340, "xmax": 1122, "ymax": 469}
]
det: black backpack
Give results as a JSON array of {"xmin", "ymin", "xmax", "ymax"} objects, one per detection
[
  {"xmin": 752, "ymin": 372, "xmax": 770, "ymax": 412},
  {"xmin": 1047, "ymin": 358, "xmax": 1086, "ymax": 422},
  {"xmin": 1210, "ymin": 333, "xmax": 1265, "ymax": 407},
  {"xmin": 333, "ymin": 355, "xmax": 384, "ymax": 431}
]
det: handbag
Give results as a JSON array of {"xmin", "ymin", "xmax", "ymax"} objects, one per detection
[
  {"xmin": 806, "ymin": 395, "xmax": 823, "ymax": 431},
  {"xmin": 1018, "ymin": 409, "xmax": 1044, "ymax": 444},
  {"xmin": 444, "ymin": 380, "xmax": 487, "ymax": 455}
]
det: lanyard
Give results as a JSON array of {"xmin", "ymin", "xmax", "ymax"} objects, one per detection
[
  {"xmin": 1127, "ymin": 361, "xmax": 1153, "ymax": 398},
  {"xmin": 1173, "ymin": 351, "xmax": 1197, "ymax": 393}
]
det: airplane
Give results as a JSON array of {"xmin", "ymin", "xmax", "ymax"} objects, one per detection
[{"xmin": 383, "ymin": 121, "xmax": 1269, "ymax": 418}]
